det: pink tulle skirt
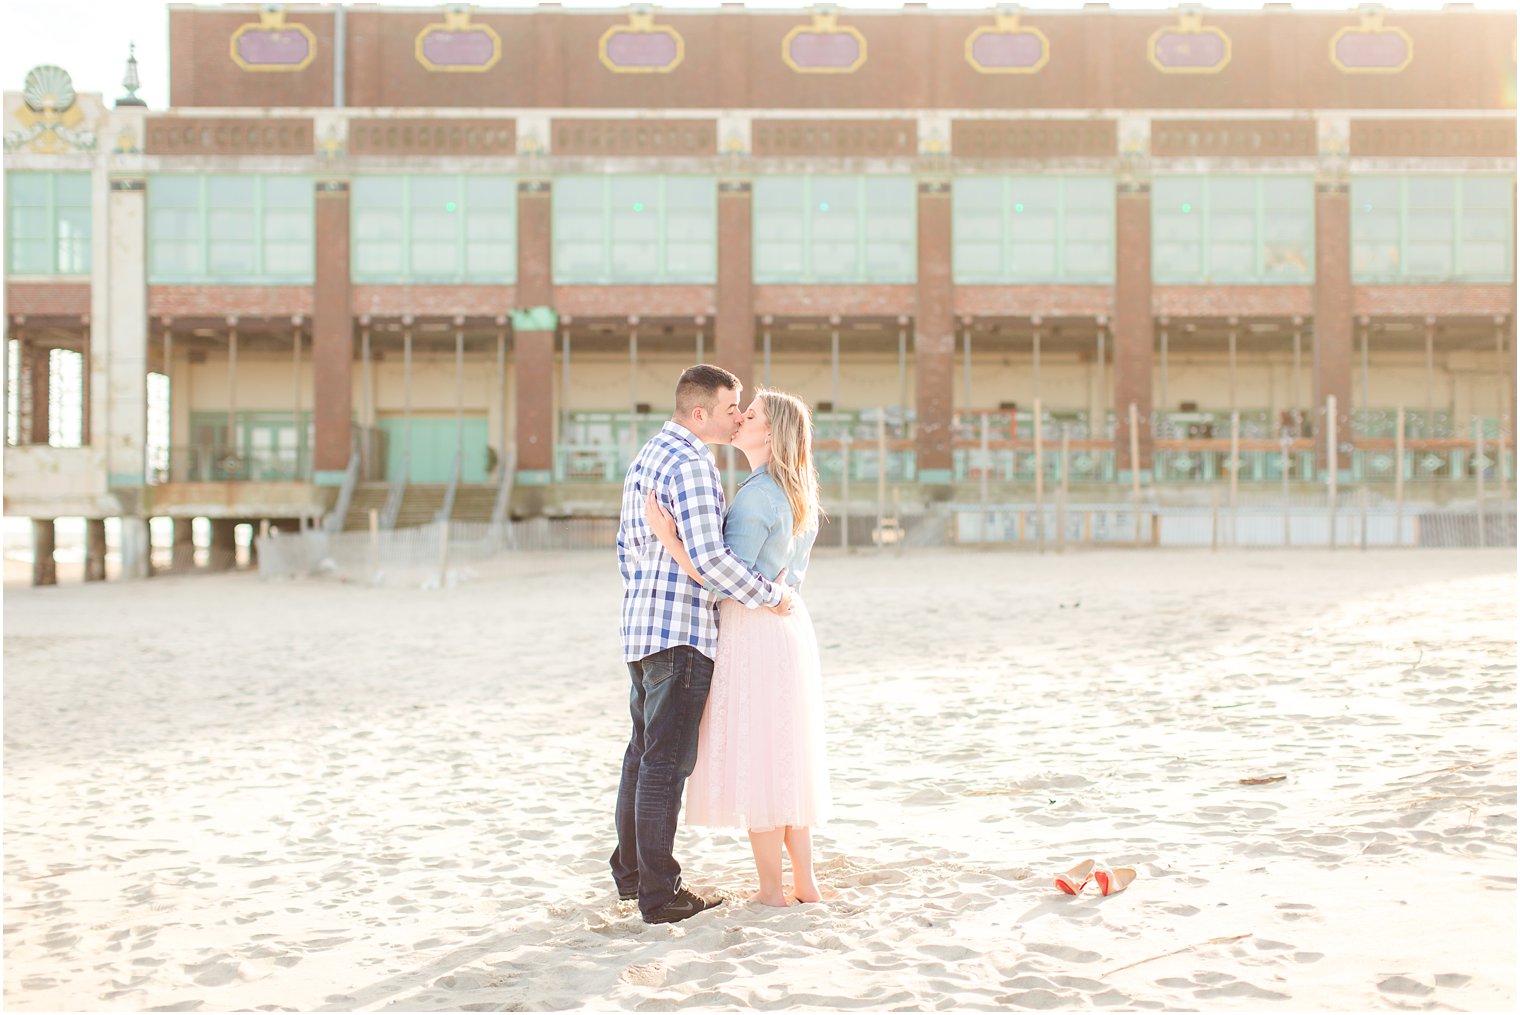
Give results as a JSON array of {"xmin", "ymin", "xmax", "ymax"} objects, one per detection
[{"xmin": 684, "ymin": 595, "xmax": 833, "ymax": 832}]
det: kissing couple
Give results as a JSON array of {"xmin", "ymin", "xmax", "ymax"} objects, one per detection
[{"xmin": 610, "ymin": 364, "xmax": 834, "ymax": 924}]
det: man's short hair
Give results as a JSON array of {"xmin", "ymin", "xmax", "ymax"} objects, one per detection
[{"xmin": 675, "ymin": 364, "xmax": 741, "ymax": 416}]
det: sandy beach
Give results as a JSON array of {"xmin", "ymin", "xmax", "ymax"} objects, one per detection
[{"xmin": 3, "ymin": 547, "xmax": 1515, "ymax": 1011}]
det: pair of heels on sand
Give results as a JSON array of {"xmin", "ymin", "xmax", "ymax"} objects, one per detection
[{"xmin": 1054, "ymin": 860, "xmax": 1136, "ymax": 896}]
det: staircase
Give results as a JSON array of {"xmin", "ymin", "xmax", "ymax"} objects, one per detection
[
  {"xmin": 449, "ymin": 484, "xmax": 498, "ymax": 523},
  {"xmin": 342, "ymin": 484, "xmax": 393, "ymax": 531},
  {"xmin": 394, "ymin": 485, "xmax": 449, "ymax": 528}
]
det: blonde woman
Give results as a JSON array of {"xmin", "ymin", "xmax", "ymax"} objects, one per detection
[{"xmin": 643, "ymin": 388, "xmax": 832, "ymax": 907}]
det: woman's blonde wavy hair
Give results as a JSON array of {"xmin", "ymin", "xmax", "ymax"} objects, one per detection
[{"xmin": 757, "ymin": 388, "xmax": 823, "ymax": 536}]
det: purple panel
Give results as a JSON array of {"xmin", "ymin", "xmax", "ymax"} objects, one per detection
[
  {"xmin": 235, "ymin": 30, "xmax": 312, "ymax": 67},
  {"xmin": 1153, "ymin": 31, "xmax": 1228, "ymax": 70},
  {"xmin": 1334, "ymin": 32, "xmax": 1410, "ymax": 70},
  {"xmin": 789, "ymin": 32, "xmax": 862, "ymax": 69},
  {"xmin": 420, "ymin": 30, "xmax": 498, "ymax": 68},
  {"xmin": 971, "ymin": 32, "xmax": 1045, "ymax": 70},
  {"xmin": 605, "ymin": 31, "xmax": 680, "ymax": 69}
]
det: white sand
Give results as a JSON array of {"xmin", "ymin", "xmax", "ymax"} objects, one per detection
[{"xmin": 3, "ymin": 548, "xmax": 1515, "ymax": 1011}]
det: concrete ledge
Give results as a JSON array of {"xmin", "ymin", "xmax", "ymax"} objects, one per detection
[{"xmin": 144, "ymin": 482, "xmax": 334, "ymax": 519}]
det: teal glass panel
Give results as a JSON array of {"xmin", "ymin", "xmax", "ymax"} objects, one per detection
[
  {"xmin": 1063, "ymin": 177, "xmax": 1114, "ymax": 281},
  {"xmin": 1351, "ymin": 177, "xmax": 1401, "ymax": 279},
  {"xmin": 553, "ymin": 175, "xmax": 608, "ymax": 282},
  {"xmin": 952, "ymin": 178, "xmax": 1004, "ymax": 282},
  {"xmin": 1460, "ymin": 175, "xmax": 1511, "ymax": 279},
  {"xmin": 1404, "ymin": 175, "xmax": 1456, "ymax": 279},
  {"xmin": 862, "ymin": 176, "xmax": 915, "ymax": 282},
  {"xmin": 207, "ymin": 177, "xmax": 257, "ymax": 277},
  {"xmin": 609, "ymin": 176, "xmax": 660, "ymax": 279},
  {"xmin": 352, "ymin": 176, "xmax": 406, "ymax": 279},
  {"xmin": 1261, "ymin": 177, "xmax": 1313, "ymax": 281},
  {"xmin": 1206, "ymin": 177, "xmax": 1256, "ymax": 280},
  {"xmin": 1153, "ymin": 177, "xmax": 1203, "ymax": 280},
  {"xmin": 663, "ymin": 177, "xmax": 715, "ymax": 280},
  {"xmin": 410, "ymin": 176, "xmax": 460, "ymax": 278},
  {"xmin": 7, "ymin": 173, "xmax": 91, "ymax": 276},
  {"xmin": 810, "ymin": 177, "xmax": 859, "ymax": 281},
  {"xmin": 1008, "ymin": 177, "xmax": 1059, "ymax": 280},
  {"xmin": 753, "ymin": 176, "xmax": 806, "ymax": 282}
]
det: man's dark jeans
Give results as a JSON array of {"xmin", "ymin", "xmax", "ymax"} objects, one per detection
[{"xmin": 610, "ymin": 645, "xmax": 714, "ymax": 919}]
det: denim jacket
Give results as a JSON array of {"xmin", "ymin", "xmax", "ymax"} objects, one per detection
[{"xmin": 722, "ymin": 464, "xmax": 816, "ymax": 590}]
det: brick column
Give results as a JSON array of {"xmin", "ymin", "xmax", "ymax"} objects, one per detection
[
  {"xmin": 1114, "ymin": 181, "xmax": 1154, "ymax": 474},
  {"xmin": 312, "ymin": 179, "xmax": 353, "ymax": 484},
  {"xmin": 101, "ymin": 176, "xmax": 148, "ymax": 493},
  {"xmin": 914, "ymin": 180, "xmax": 954, "ymax": 484},
  {"xmin": 514, "ymin": 180, "xmax": 555, "ymax": 485},
  {"xmin": 716, "ymin": 179, "xmax": 754, "ymax": 390},
  {"xmin": 31, "ymin": 518, "xmax": 57, "ymax": 586},
  {"xmin": 209, "ymin": 519, "xmax": 237, "ymax": 570},
  {"xmin": 26, "ymin": 337, "xmax": 50, "ymax": 445},
  {"xmin": 172, "ymin": 517, "xmax": 196, "ymax": 569},
  {"xmin": 85, "ymin": 518, "xmax": 107, "ymax": 581},
  {"xmin": 1313, "ymin": 182, "xmax": 1353, "ymax": 477}
]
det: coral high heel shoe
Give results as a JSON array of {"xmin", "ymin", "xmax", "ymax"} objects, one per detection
[
  {"xmin": 1092, "ymin": 863, "xmax": 1137, "ymax": 896},
  {"xmin": 1054, "ymin": 859, "xmax": 1096, "ymax": 895}
]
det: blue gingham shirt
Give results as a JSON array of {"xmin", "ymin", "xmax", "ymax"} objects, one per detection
[{"xmin": 617, "ymin": 421, "xmax": 782, "ymax": 662}]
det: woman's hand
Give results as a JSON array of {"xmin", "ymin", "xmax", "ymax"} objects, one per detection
[
  {"xmin": 644, "ymin": 490, "xmax": 678, "ymax": 541},
  {"xmin": 644, "ymin": 490, "xmax": 703, "ymax": 585}
]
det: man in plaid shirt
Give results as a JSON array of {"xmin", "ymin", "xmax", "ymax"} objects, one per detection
[{"xmin": 611, "ymin": 364, "xmax": 794, "ymax": 924}]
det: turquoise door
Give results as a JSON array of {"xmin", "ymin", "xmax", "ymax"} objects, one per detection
[{"xmin": 380, "ymin": 416, "xmax": 490, "ymax": 483}]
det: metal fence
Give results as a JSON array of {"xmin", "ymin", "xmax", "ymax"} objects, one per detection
[
  {"xmin": 947, "ymin": 493, "xmax": 1517, "ymax": 550},
  {"xmin": 256, "ymin": 520, "xmax": 513, "ymax": 586}
]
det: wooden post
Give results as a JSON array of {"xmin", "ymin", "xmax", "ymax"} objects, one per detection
[
  {"xmin": 1327, "ymin": 395, "xmax": 1339, "ymax": 550},
  {"xmin": 291, "ymin": 319, "xmax": 302, "ymax": 475},
  {"xmin": 1475, "ymin": 417, "xmax": 1486, "ymax": 548},
  {"xmin": 840, "ymin": 431, "xmax": 851, "ymax": 550},
  {"xmin": 1229, "ymin": 410, "xmax": 1240, "ymax": 547},
  {"xmin": 1359, "ymin": 485, "xmax": 1369, "ymax": 551},
  {"xmin": 1129, "ymin": 402, "xmax": 1142, "ymax": 547},
  {"xmin": 1034, "ymin": 398, "xmax": 1045, "ymax": 554},
  {"xmin": 368, "ymin": 508, "xmax": 380, "ymax": 579},
  {"xmin": 1058, "ymin": 422, "xmax": 1070, "ymax": 554},
  {"xmin": 979, "ymin": 412, "xmax": 990, "ymax": 515},
  {"xmin": 1395, "ymin": 406, "xmax": 1406, "ymax": 547},
  {"xmin": 1280, "ymin": 427, "xmax": 1291, "ymax": 547},
  {"xmin": 32, "ymin": 518, "xmax": 57, "ymax": 586},
  {"xmin": 876, "ymin": 413, "xmax": 887, "ymax": 551},
  {"xmin": 1210, "ymin": 488, "xmax": 1219, "ymax": 553}
]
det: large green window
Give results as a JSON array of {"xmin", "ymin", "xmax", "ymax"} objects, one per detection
[
  {"xmin": 953, "ymin": 176, "xmax": 1113, "ymax": 284},
  {"xmin": 352, "ymin": 174, "xmax": 515, "ymax": 283},
  {"xmin": 149, "ymin": 175, "xmax": 312, "ymax": 283},
  {"xmin": 1153, "ymin": 175, "xmax": 1313, "ymax": 284},
  {"xmin": 553, "ymin": 175, "xmax": 713, "ymax": 284},
  {"xmin": 6, "ymin": 172, "xmax": 90, "ymax": 275},
  {"xmin": 754, "ymin": 175, "xmax": 915, "ymax": 284},
  {"xmin": 1352, "ymin": 175, "xmax": 1512, "ymax": 283}
]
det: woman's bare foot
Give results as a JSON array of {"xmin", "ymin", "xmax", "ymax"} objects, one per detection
[
  {"xmin": 750, "ymin": 890, "xmax": 791, "ymax": 908},
  {"xmin": 791, "ymin": 881, "xmax": 823, "ymax": 903}
]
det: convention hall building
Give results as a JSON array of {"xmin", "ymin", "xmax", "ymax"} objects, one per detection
[{"xmin": 3, "ymin": 2, "xmax": 1516, "ymax": 578}]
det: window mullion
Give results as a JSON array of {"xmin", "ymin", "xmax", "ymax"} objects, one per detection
[
  {"xmin": 1056, "ymin": 177, "xmax": 1067, "ymax": 284},
  {"xmin": 47, "ymin": 174, "xmax": 59, "ymax": 275},
  {"xmin": 855, "ymin": 175, "xmax": 865, "ymax": 283},
  {"xmin": 1200, "ymin": 176, "xmax": 1210, "ymax": 282},
  {"xmin": 602, "ymin": 176, "xmax": 612, "ymax": 283},
  {"xmin": 254, "ymin": 176, "xmax": 265, "ymax": 279},
  {"xmin": 1451, "ymin": 176, "xmax": 1462, "ymax": 280},
  {"xmin": 199, "ymin": 177, "xmax": 210, "ymax": 279},
  {"xmin": 657, "ymin": 176, "xmax": 668, "ymax": 284},
  {"xmin": 402, "ymin": 177, "xmax": 413, "ymax": 280},
  {"xmin": 1001, "ymin": 177, "xmax": 1012, "ymax": 281},
  {"xmin": 1256, "ymin": 176, "xmax": 1264, "ymax": 282},
  {"xmin": 1397, "ymin": 177, "xmax": 1408, "ymax": 282}
]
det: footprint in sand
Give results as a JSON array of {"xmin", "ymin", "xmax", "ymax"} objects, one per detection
[{"xmin": 1377, "ymin": 975, "xmax": 1434, "ymax": 996}]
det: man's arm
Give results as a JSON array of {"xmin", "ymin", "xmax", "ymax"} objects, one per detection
[{"xmin": 667, "ymin": 458, "xmax": 782, "ymax": 609}]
